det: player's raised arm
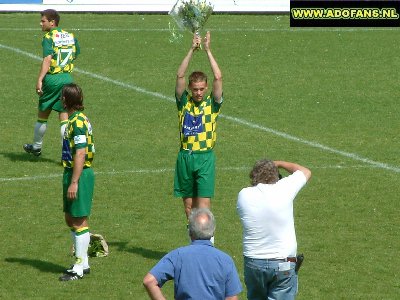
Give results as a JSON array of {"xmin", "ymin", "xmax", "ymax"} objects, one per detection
[
  {"xmin": 176, "ymin": 34, "xmax": 201, "ymax": 100},
  {"xmin": 203, "ymin": 31, "xmax": 222, "ymax": 103}
]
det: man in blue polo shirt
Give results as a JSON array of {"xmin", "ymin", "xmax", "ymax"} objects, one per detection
[{"xmin": 143, "ymin": 208, "xmax": 242, "ymax": 300}]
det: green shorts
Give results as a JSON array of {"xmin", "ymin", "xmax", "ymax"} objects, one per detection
[
  {"xmin": 174, "ymin": 149, "xmax": 216, "ymax": 198},
  {"xmin": 38, "ymin": 72, "xmax": 73, "ymax": 112},
  {"xmin": 63, "ymin": 168, "xmax": 95, "ymax": 217}
]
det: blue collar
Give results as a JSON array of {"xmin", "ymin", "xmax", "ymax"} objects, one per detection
[{"xmin": 191, "ymin": 239, "xmax": 214, "ymax": 247}]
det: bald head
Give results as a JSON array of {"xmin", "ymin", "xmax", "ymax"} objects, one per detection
[{"xmin": 188, "ymin": 208, "xmax": 215, "ymax": 240}]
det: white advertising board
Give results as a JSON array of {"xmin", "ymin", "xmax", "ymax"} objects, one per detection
[{"xmin": 0, "ymin": 0, "xmax": 289, "ymax": 13}]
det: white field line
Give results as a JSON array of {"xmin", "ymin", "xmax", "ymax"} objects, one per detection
[
  {"xmin": 0, "ymin": 165, "xmax": 382, "ymax": 183},
  {"xmin": 1, "ymin": 43, "xmax": 400, "ymax": 176},
  {"xmin": 0, "ymin": 27, "xmax": 398, "ymax": 32}
]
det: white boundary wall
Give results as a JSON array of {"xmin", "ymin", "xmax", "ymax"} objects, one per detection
[{"xmin": 0, "ymin": 0, "xmax": 289, "ymax": 13}]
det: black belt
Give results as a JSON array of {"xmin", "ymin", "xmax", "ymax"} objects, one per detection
[{"xmin": 269, "ymin": 257, "xmax": 297, "ymax": 263}]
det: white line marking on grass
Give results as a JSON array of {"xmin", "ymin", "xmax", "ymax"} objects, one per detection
[
  {"xmin": 1, "ymin": 43, "xmax": 400, "ymax": 174},
  {"xmin": 0, "ymin": 173, "xmax": 61, "ymax": 182},
  {"xmin": 0, "ymin": 27, "xmax": 398, "ymax": 32},
  {"xmin": 221, "ymin": 115, "xmax": 400, "ymax": 174},
  {"xmin": 76, "ymin": 69, "xmax": 173, "ymax": 101},
  {"xmin": 0, "ymin": 168, "xmax": 174, "ymax": 183},
  {"xmin": 0, "ymin": 43, "xmax": 42, "ymax": 60},
  {"xmin": 0, "ymin": 43, "xmax": 172, "ymax": 100},
  {"xmin": 96, "ymin": 168, "xmax": 174, "ymax": 175},
  {"xmin": 0, "ymin": 165, "xmax": 382, "ymax": 183}
]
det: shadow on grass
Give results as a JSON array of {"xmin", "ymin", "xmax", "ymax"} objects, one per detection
[
  {"xmin": 108, "ymin": 242, "xmax": 167, "ymax": 260},
  {"xmin": 0, "ymin": 151, "xmax": 58, "ymax": 165},
  {"xmin": 5, "ymin": 257, "xmax": 65, "ymax": 274}
]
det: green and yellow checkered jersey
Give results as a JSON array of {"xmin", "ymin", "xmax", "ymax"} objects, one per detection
[
  {"xmin": 62, "ymin": 111, "xmax": 95, "ymax": 169},
  {"xmin": 42, "ymin": 28, "xmax": 80, "ymax": 74},
  {"xmin": 177, "ymin": 91, "xmax": 222, "ymax": 151}
]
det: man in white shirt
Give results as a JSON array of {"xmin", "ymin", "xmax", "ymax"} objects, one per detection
[{"xmin": 237, "ymin": 159, "xmax": 311, "ymax": 300}]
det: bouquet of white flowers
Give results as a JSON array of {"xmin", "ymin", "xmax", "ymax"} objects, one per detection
[{"xmin": 169, "ymin": 0, "xmax": 214, "ymax": 37}]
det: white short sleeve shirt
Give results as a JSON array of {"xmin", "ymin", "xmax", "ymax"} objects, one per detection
[{"xmin": 237, "ymin": 170, "xmax": 307, "ymax": 259}]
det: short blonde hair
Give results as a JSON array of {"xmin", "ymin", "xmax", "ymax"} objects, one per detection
[{"xmin": 188, "ymin": 71, "xmax": 208, "ymax": 85}]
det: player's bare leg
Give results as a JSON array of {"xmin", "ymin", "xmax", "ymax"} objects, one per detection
[
  {"xmin": 183, "ymin": 197, "xmax": 213, "ymax": 243},
  {"xmin": 183, "ymin": 197, "xmax": 193, "ymax": 220}
]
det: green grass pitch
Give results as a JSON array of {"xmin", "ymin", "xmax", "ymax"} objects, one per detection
[{"xmin": 0, "ymin": 12, "xmax": 399, "ymax": 299}]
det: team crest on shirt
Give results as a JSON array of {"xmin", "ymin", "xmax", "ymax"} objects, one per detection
[{"xmin": 182, "ymin": 112, "xmax": 203, "ymax": 137}]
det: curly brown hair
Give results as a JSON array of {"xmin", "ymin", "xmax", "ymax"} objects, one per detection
[{"xmin": 250, "ymin": 159, "xmax": 279, "ymax": 185}]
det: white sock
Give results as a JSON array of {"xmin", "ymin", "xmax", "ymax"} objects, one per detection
[
  {"xmin": 70, "ymin": 229, "xmax": 76, "ymax": 256},
  {"xmin": 70, "ymin": 230, "xmax": 89, "ymax": 269},
  {"xmin": 33, "ymin": 121, "xmax": 47, "ymax": 149},
  {"xmin": 74, "ymin": 230, "xmax": 90, "ymax": 276},
  {"xmin": 83, "ymin": 255, "xmax": 89, "ymax": 270}
]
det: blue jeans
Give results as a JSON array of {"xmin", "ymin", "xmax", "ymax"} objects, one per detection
[{"xmin": 244, "ymin": 256, "xmax": 298, "ymax": 300}]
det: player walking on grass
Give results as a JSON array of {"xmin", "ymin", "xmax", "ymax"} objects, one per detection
[
  {"xmin": 174, "ymin": 31, "xmax": 223, "ymax": 223},
  {"xmin": 59, "ymin": 83, "xmax": 95, "ymax": 281},
  {"xmin": 24, "ymin": 9, "xmax": 80, "ymax": 157}
]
